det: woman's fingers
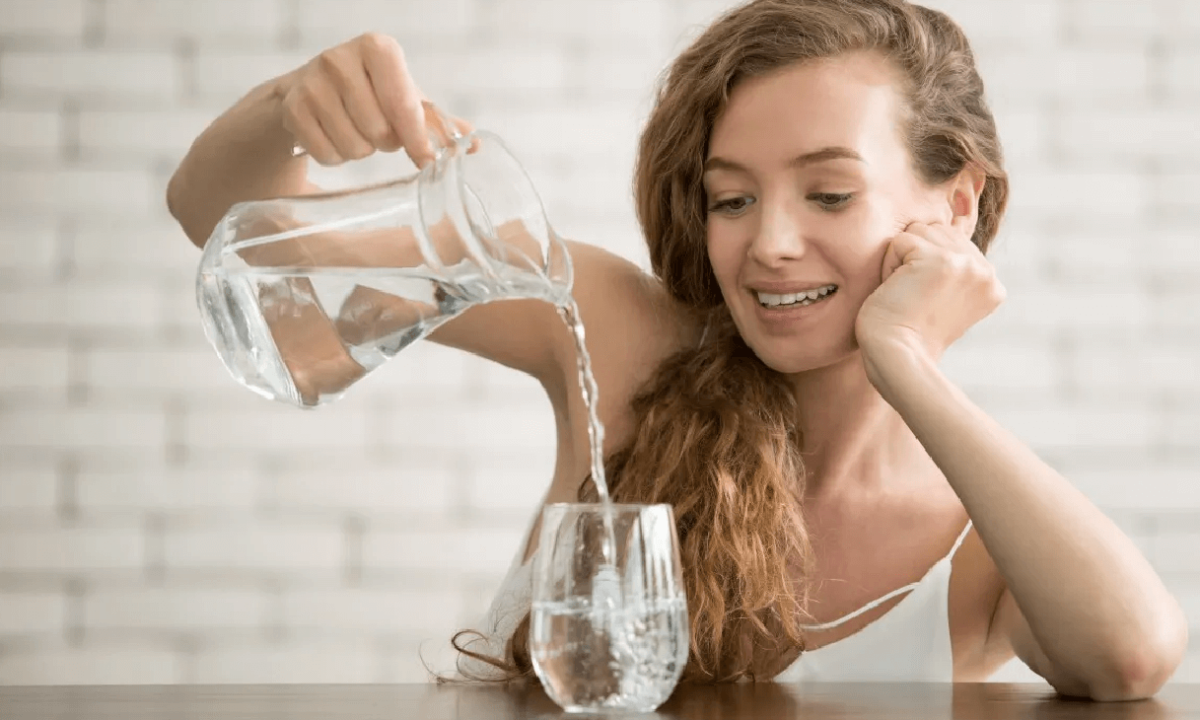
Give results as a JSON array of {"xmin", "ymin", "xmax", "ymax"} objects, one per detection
[
  {"xmin": 360, "ymin": 34, "xmax": 436, "ymax": 167},
  {"xmin": 280, "ymin": 32, "xmax": 466, "ymax": 168}
]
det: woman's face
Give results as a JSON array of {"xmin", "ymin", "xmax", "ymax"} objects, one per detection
[{"xmin": 704, "ymin": 51, "xmax": 950, "ymax": 375}]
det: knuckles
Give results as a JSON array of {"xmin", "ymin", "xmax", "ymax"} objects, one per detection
[
  {"xmin": 925, "ymin": 243, "xmax": 1005, "ymax": 307},
  {"xmin": 314, "ymin": 47, "xmax": 355, "ymax": 88},
  {"xmin": 284, "ymin": 32, "xmax": 411, "ymax": 155},
  {"xmin": 285, "ymin": 67, "xmax": 327, "ymax": 111},
  {"xmin": 360, "ymin": 122, "xmax": 394, "ymax": 148},
  {"xmin": 356, "ymin": 32, "xmax": 404, "ymax": 64}
]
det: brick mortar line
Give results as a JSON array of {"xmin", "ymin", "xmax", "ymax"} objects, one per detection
[
  {"xmin": 84, "ymin": 0, "xmax": 106, "ymax": 48},
  {"xmin": 279, "ymin": 0, "xmax": 302, "ymax": 50},
  {"xmin": 65, "ymin": 576, "xmax": 85, "ymax": 646}
]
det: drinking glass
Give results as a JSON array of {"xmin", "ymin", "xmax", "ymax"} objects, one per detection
[{"xmin": 530, "ymin": 503, "xmax": 689, "ymax": 713}]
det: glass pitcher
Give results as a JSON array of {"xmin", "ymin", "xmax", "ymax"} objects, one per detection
[{"xmin": 195, "ymin": 113, "xmax": 573, "ymax": 409}]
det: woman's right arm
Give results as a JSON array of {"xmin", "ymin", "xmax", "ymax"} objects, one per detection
[
  {"xmin": 166, "ymin": 32, "xmax": 591, "ymax": 400},
  {"xmin": 167, "ymin": 32, "xmax": 442, "ymax": 249},
  {"xmin": 166, "ymin": 75, "xmax": 312, "ymax": 248},
  {"xmin": 165, "ymin": 33, "xmax": 683, "ymax": 412}
]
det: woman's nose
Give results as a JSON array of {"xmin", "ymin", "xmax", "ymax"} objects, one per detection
[{"xmin": 747, "ymin": 202, "xmax": 807, "ymax": 268}]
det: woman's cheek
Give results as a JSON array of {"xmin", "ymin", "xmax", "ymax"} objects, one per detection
[
  {"xmin": 831, "ymin": 223, "xmax": 893, "ymax": 293},
  {"xmin": 706, "ymin": 229, "xmax": 743, "ymax": 293}
]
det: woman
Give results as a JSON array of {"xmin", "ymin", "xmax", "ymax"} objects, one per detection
[{"xmin": 167, "ymin": 0, "xmax": 1187, "ymax": 699}]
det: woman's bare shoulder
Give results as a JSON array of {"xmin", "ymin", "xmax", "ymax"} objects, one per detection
[
  {"xmin": 427, "ymin": 235, "xmax": 696, "ymax": 403},
  {"xmin": 545, "ymin": 240, "xmax": 699, "ymax": 440},
  {"xmin": 557, "ymin": 239, "xmax": 699, "ymax": 372}
]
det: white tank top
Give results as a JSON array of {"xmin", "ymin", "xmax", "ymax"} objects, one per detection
[{"xmin": 456, "ymin": 515, "xmax": 974, "ymax": 683}]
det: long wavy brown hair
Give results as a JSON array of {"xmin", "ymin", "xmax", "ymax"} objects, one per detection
[{"xmin": 451, "ymin": 0, "xmax": 1008, "ymax": 684}]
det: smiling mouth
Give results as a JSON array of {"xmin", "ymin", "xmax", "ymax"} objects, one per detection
[{"xmin": 755, "ymin": 284, "xmax": 838, "ymax": 308}]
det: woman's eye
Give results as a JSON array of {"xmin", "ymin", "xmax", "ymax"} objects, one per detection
[
  {"xmin": 709, "ymin": 196, "xmax": 754, "ymax": 215},
  {"xmin": 810, "ymin": 193, "xmax": 853, "ymax": 210}
]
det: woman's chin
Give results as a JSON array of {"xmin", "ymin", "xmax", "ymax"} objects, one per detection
[{"xmin": 746, "ymin": 337, "xmax": 861, "ymax": 377}]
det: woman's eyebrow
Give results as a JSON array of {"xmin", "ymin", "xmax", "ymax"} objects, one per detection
[
  {"xmin": 787, "ymin": 146, "xmax": 865, "ymax": 167},
  {"xmin": 703, "ymin": 146, "xmax": 866, "ymax": 174}
]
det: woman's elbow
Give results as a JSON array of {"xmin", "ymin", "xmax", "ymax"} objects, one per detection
[{"xmin": 1096, "ymin": 616, "xmax": 1188, "ymax": 701}]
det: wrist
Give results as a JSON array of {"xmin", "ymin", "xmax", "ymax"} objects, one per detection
[{"xmin": 861, "ymin": 333, "xmax": 939, "ymax": 402}]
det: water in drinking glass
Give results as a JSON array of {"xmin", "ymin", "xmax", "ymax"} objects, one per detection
[{"xmin": 530, "ymin": 503, "xmax": 689, "ymax": 714}]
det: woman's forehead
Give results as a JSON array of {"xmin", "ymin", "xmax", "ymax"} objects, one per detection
[{"xmin": 709, "ymin": 53, "xmax": 909, "ymax": 170}]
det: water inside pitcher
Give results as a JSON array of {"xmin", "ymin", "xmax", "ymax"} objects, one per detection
[{"xmin": 195, "ymin": 119, "xmax": 573, "ymax": 408}]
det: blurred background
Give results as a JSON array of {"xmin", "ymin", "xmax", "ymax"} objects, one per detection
[{"xmin": 0, "ymin": 0, "xmax": 1197, "ymax": 686}]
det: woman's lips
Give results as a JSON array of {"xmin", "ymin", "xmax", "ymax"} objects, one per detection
[{"xmin": 751, "ymin": 287, "xmax": 838, "ymax": 332}]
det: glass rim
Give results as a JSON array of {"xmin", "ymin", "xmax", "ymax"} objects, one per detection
[{"xmin": 543, "ymin": 502, "xmax": 672, "ymax": 512}]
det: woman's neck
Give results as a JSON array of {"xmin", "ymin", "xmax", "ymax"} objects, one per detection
[{"xmin": 788, "ymin": 350, "xmax": 935, "ymax": 503}]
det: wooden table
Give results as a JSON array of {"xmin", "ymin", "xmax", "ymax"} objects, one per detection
[{"xmin": 1, "ymin": 682, "xmax": 1196, "ymax": 719}]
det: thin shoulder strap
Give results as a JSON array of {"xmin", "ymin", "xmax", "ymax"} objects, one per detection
[
  {"xmin": 948, "ymin": 518, "xmax": 973, "ymax": 559},
  {"xmin": 799, "ymin": 518, "xmax": 973, "ymax": 633},
  {"xmin": 799, "ymin": 579, "xmax": 923, "ymax": 632}
]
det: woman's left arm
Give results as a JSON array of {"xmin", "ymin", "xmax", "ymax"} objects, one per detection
[
  {"xmin": 856, "ymin": 207, "xmax": 1188, "ymax": 701},
  {"xmin": 866, "ymin": 322, "xmax": 1188, "ymax": 702}
]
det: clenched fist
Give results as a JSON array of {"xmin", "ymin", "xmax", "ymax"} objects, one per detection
[{"xmin": 276, "ymin": 32, "xmax": 472, "ymax": 168}]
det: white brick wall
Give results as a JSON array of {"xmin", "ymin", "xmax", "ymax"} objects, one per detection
[
  {"xmin": 0, "ymin": 407, "xmax": 169, "ymax": 453},
  {"xmin": 162, "ymin": 519, "xmax": 346, "ymax": 573},
  {"xmin": 294, "ymin": 0, "xmax": 480, "ymax": 46},
  {"xmin": 191, "ymin": 51, "xmax": 312, "ymax": 102},
  {"xmin": 0, "ymin": 524, "xmax": 145, "ymax": 572},
  {"xmin": 0, "ymin": 108, "xmax": 64, "ymax": 159},
  {"xmin": 279, "ymin": 586, "xmax": 468, "ymax": 635},
  {"xmin": 0, "ymin": 168, "xmax": 160, "ymax": 215},
  {"xmin": 0, "ymin": 591, "xmax": 67, "ymax": 636},
  {"xmin": 74, "ymin": 463, "xmax": 261, "ymax": 516},
  {"xmin": 0, "ymin": 218, "xmax": 61, "ymax": 277},
  {"xmin": 83, "ymin": 585, "xmax": 271, "ymax": 631},
  {"xmin": 0, "ymin": 51, "xmax": 181, "ymax": 101},
  {"xmin": 101, "ymin": 0, "xmax": 287, "ymax": 47},
  {"xmin": 0, "ymin": 0, "xmax": 1197, "ymax": 688},
  {"xmin": 0, "ymin": 1, "xmax": 90, "ymax": 41},
  {"xmin": 186, "ymin": 638, "xmax": 379, "ymax": 684},
  {"xmin": 0, "ymin": 643, "xmax": 183, "ymax": 685},
  {"xmin": 0, "ymin": 461, "xmax": 60, "ymax": 514},
  {"xmin": 1164, "ymin": 49, "xmax": 1200, "ymax": 99},
  {"xmin": 77, "ymin": 108, "xmax": 223, "ymax": 161}
]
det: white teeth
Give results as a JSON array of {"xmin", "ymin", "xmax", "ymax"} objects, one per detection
[{"xmin": 757, "ymin": 285, "xmax": 836, "ymax": 307}]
